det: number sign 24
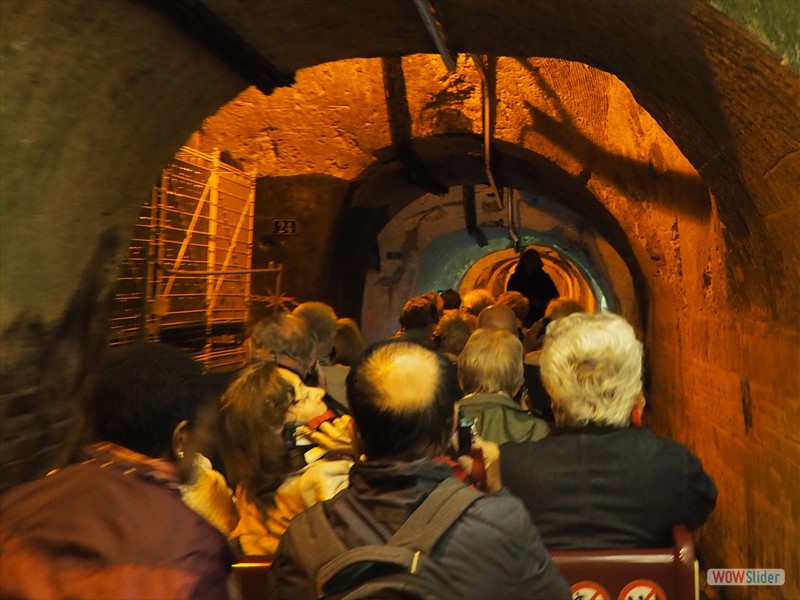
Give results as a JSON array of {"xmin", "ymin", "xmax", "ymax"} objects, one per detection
[{"xmin": 273, "ymin": 219, "xmax": 298, "ymax": 235}]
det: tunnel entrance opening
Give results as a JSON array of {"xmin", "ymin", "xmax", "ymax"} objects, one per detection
[
  {"xmin": 358, "ymin": 182, "xmax": 629, "ymax": 344},
  {"xmin": 458, "ymin": 246, "xmax": 603, "ymax": 314}
]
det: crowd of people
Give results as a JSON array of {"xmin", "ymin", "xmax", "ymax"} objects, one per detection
[{"xmin": 0, "ymin": 247, "xmax": 717, "ymax": 599}]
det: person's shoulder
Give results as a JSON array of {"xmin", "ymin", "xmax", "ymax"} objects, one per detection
[
  {"xmin": 616, "ymin": 427, "xmax": 705, "ymax": 465},
  {"xmin": 287, "ymin": 458, "xmax": 353, "ymax": 506},
  {"xmin": 2, "ymin": 462, "xmax": 117, "ymax": 519},
  {"xmin": 296, "ymin": 458, "xmax": 353, "ymax": 482},
  {"xmin": 500, "ymin": 438, "xmax": 549, "ymax": 459},
  {"xmin": 624, "ymin": 426, "xmax": 689, "ymax": 449},
  {"xmin": 461, "ymin": 392, "xmax": 517, "ymax": 409},
  {"xmin": 459, "ymin": 488, "xmax": 532, "ymax": 534}
]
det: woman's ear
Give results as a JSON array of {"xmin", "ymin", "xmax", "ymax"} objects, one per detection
[
  {"xmin": 171, "ymin": 419, "xmax": 190, "ymax": 459},
  {"xmin": 631, "ymin": 394, "xmax": 646, "ymax": 427}
]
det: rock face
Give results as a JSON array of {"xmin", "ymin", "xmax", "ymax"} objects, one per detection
[{"xmin": 1, "ymin": 1, "xmax": 798, "ymax": 598}]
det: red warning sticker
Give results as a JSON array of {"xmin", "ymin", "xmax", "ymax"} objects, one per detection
[
  {"xmin": 617, "ymin": 579, "xmax": 668, "ymax": 600},
  {"xmin": 571, "ymin": 580, "xmax": 611, "ymax": 600}
]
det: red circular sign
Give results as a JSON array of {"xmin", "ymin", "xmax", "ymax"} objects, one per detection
[
  {"xmin": 570, "ymin": 580, "xmax": 611, "ymax": 600},
  {"xmin": 617, "ymin": 579, "xmax": 667, "ymax": 600}
]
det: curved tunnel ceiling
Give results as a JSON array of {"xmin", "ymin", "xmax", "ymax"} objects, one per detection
[
  {"xmin": 187, "ymin": 0, "xmax": 798, "ymax": 320},
  {"xmin": 2, "ymin": 1, "xmax": 797, "ymax": 332},
  {"xmin": 193, "ymin": 56, "xmax": 706, "ymax": 328}
]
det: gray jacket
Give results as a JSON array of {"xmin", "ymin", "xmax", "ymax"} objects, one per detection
[{"xmin": 266, "ymin": 458, "xmax": 570, "ymax": 600}]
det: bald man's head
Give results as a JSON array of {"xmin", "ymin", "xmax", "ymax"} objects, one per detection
[
  {"xmin": 346, "ymin": 341, "xmax": 459, "ymax": 460},
  {"xmin": 477, "ymin": 304, "xmax": 518, "ymax": 334}
]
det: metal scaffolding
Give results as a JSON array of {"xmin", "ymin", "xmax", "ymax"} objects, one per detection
[{"xmin": 109, "ymin": 147, "xmax": 281, "ymax": 370}]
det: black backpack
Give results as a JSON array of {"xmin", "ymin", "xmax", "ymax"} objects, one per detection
[{"xmin": 286, "ymin": 477, "xmax": 483, "ymax": 600}]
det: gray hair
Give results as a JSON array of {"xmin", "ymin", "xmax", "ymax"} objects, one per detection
[
  {"xmin": 459, "ymin": 328, "xmax": 524, "ymax": 396},
  {"xmin": 436, "ymin": 311, "xmax": 477, "ymax": 356},
  {"xmin": 249, "ymin": 313, "xmax": 317, "ymax": 373},
  {"xmin": 292, "ymin": 302, "xmax": 338, "ymax": 362},
  {"xmin": 461, "ymin": 289, "xmax": 496, "ymax": 317},
  {"xmin": 540, "ymin": 312, "xmax": 642, "ymax": 428}
]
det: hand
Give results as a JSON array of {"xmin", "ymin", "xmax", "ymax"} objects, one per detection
[
  {"xmin": 298, "ymin": 415, "xmax": 357, "ymax": 456},
  {"xmin": 456, "ymin": 436, "xmax": 503, "ymax": 494}
]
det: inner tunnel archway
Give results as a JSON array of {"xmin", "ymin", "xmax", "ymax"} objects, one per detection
[{"xmin": 356, "ymin": 180, "xmax": 625, "ymax": 343}]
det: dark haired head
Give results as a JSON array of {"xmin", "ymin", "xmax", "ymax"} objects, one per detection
[
  {"xmin": 346, "ymin": 340, "xmax": 459, "ymax": 461},
  {"xmin": 518, "ymin": 247, "xmax": 543, "ymax": 272},
  {"xmin": 399, "ymin": 297, "xmax": 433, "ymax": 330},
  {"xmin": 440, "ymin": 289, "xmax": 462, "ymax": 311},
  {"xmin": 421, "ymin": 291, "xmax": 443, "ymax": 324},
  {"xmin": 83, "ymin": 343, "xmax": 210, "ymax": 458}
]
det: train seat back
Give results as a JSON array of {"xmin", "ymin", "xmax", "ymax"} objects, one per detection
[{"xmin": 549, "ymin": 525, "xmax": 698, "ymax": 600}]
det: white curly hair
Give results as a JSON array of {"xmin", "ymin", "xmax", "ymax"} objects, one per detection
[{"xmin": 540, "ymin": 312, "xmax": 642, "ymax": 428}]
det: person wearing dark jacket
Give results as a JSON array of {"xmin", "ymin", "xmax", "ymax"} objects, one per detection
[
  {"xmin": 0, "ymin": 344, "xmax": 234, "ymax": 599},
  {"xmin": 266, "ymin": 340, "xmax": 570, "ymax": 600},
  {"xmin": 506, "ymin": 247, "xmax": 559, "ymax": 327},
  {"xmin": 499, "ymin": 312, "xmax": 717, "ymax": 549}
]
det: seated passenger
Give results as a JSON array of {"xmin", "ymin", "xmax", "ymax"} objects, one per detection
[
  {"xmin": 522, "ymin": 297, "xmax": 586, "ymax": 422},
  {"xmin": 292, "ymin": 301, "xmax": 338, "ymax": 372},
  {"xmin": 476, "ymin": 304, "xmax": 552, "ymax": 421},
  {"xmin": 391, "ymin": 295, "xmax": 435, "ymax": 348},
  {"xmin": 266, "ymin": 341, "xmax": 570, "ymax": 600},
  {"xmin": 324, "ymin": 317, "xmax": 365, "ymax": 408},
  {"xmin": 496, "ymin": 290, "xmax": 530, "ymax": 330},
  {"xmin": 459, "ymin": 329, "xmax": 548, "ymax": 444},
  {"xmin": 523, "ymin": 297, "xmax": 585, "ymax": 355},
  {"xmin": 250, "ymin": 312, "xmax": 348, "ymax": 416},
  {"xmin": 499, "ymin": 312, "xmax": 718, "ymax": 549},
  {"xmin": 461, "ymin": 288, "xmax": 495, "ymax": 317},
  {"xmin": 422, "ymin": 290, "xmax": 444, "ymax": 324},
  {"xmin": 0, "ymin": 344, "xmax": 233, "ymax": 599},
  {"xmin": 440, "ymin": 287, "xmax": 462, "ymax": 312},
  {"xmin": 435, "ymin": 309, "xmax": 477, "ymax": 363},
  {"xmin": 219, "ymin": 360, "xmax": 354, "ymax": 558},
  {"xmin": 477, "ymin": 302, "xmax": 523, "ymax": 339}
]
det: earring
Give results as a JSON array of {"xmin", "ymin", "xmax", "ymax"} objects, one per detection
[{"xmin": 176, "ymin": 449, "xmax": 185, "ymax": 460}]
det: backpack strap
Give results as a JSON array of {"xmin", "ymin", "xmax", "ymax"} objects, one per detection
[
  {"xmin": 317, "ymin": 544, "xmax": 419, "ymax": 596},
  {"xmin": 315, "ymin": 477, "xmax": 482, "ymax": 595},
  {"xmin": 388, "ymin": 477, "xmax": 483, "ymax": 553}
]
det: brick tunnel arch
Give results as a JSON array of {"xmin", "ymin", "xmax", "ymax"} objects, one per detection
[{"xmin": 2, "ymin": 1, "xmax": 798, "ymax": 595}]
